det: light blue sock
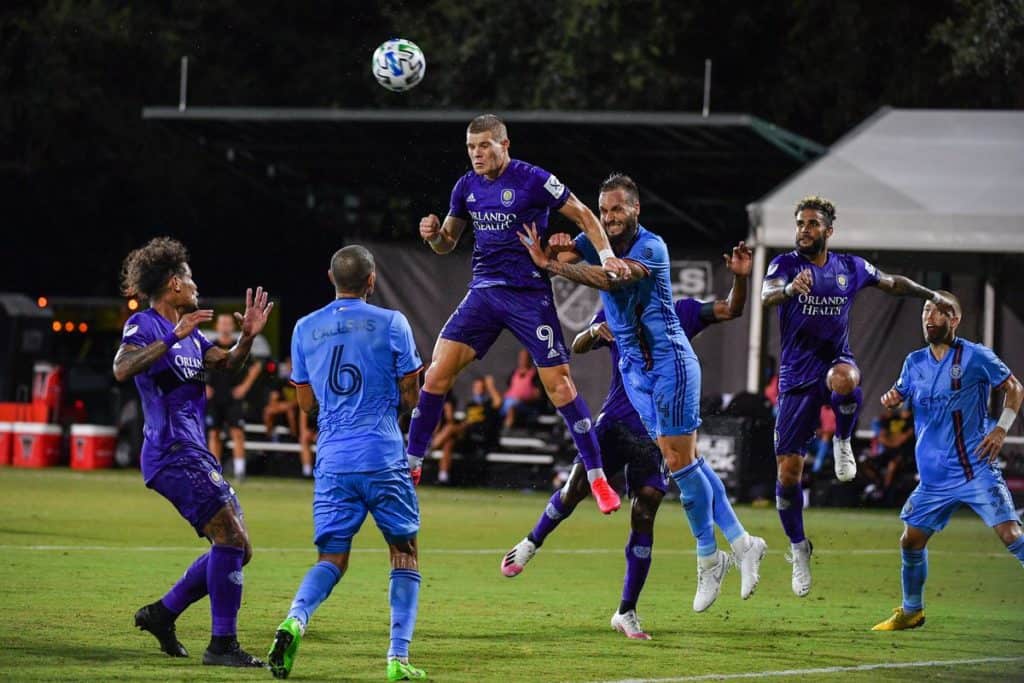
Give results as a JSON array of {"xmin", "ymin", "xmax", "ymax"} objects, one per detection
[
  {"xmin": 388, "ymin": 569, "xmax": 421, "ymax": 659},
  {"xmin": 1008, "ymin": 536, "xmax": 1024, "ymax": 568},
  {"xmin": 698, "ymin": 458, "xmax": 745, "ymax": 544},
  {"xmin": 670, "ymin": 461, "xmax": 717, "ymax": 558},
  {"xmin": 287, "ymin": 561, "xmax": 342, "ymax": 627},
  {"xmin": 901, "ymin": 548, "xmax": 927, "ymax": 613}
]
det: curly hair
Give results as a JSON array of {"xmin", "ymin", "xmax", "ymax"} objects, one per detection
[
  {"xmin": 794, "ymin": 195, "xmax": 836, "ymax": 225},
  {"xmin": 119, "ymin": 237, "xmax": 189, "ymax": 300}
]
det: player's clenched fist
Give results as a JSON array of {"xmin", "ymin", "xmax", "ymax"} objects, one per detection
[
  {"xmin": 419, "ymin": 214, "xmax": 441, "ymax": 243},
  {"xmin": 786, "ymin": 269, "xmax": 813, "ymax": 297},
  {"xmin": 548, "ymin": 232, "xmax": 575, "ymax": 254},
  {"xmin": 880, "ymin": 389, "xmax": 904, "ymax": 409}
]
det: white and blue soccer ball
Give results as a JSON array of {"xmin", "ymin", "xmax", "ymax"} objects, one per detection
[{"xmin": 371, "ymin": 39, "xmax": 426, "ymax": 92}]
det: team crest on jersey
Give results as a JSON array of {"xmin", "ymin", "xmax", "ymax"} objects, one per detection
[
  {"xmin": 208, "ymin": 470, "xmax": 224, "ymax": 485},
  {"xmin": 500, "ymin": 188, "xmax": 515, "ymax": 207},
  {"xmin": 836, "ymin": 273, "xmax": 849, "ymax": 291},
  {"xmin": 950, "ymin": 364, "xmax": 963, "ymax": 380}
]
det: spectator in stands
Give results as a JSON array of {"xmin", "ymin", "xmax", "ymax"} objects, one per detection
[
  {"xmin": 263, "ymin": 357, "xmax": 299, "ymax": 439},
  {"xmin": 429, "ymin": 392, "xmax": 459, "ymax": 484},
  {"xmin": 810, "ymin": 405, "xmax": 837, "ymax": 474},
  {"xmin": 432, "ymin": 375, "xmax": 503, "ymax": 484},
  {"xmin": 501, "ymin": 349, "xmax": 543, "ymax": 429},
  {"xmin": 862, "ymin": 405, "xmax": 914, "ymax": 504},
  {"xmin": 205, "ymin": 313, "xmax": 262, "ymax": 480}
]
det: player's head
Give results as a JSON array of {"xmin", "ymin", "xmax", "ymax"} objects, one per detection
[
  {"xmin": 599, "ymin": 173, "xmax": 640, "ymax": 245},
  {"xmin": 793, "ymin": 195, "xmax": 835, "ymax": 257},
  {"xmin": 214, "ymin": 313, "xmax": 236, "ymax": 341},
  {"xmin": 329, "ymin": 245, "xmax": 376, "ymax": 298},
  {"xmin": 922, "ymin": 289, "xmax": 961, "ymax": 345},
  {"xmin": 471, "ymin": 376, "xmax": 485, "ymax": 398},
  {"xmin": 466, "ymin": 114, "xmax": 510, "ymax": 178},
  {"xmin": 119, "ymin": 237, "xmax": 198, "ymax": 312}
]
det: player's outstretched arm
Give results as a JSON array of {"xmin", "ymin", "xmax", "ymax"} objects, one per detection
[
  {"xmin": 713, "ymin": 241, "xmax": 752, "ymax": 321},
  {"xmin": 557, "ymin": 194, "xmax": 630, "ymax": 279},
  {"xmin": 762, "ymin": 269, "xmax": 812, "ymax": 308},
  {"xmin": 572, "ymin": 321, "xmax": 614, "ymax": 355},
  {"xmin": 976, "ymin": 374, "xmax": 1023, "ymax": 463},
  {"xmin": 518, "ymin": 223, "xmax": 645, "ymax": 291},
  {"xmin": 875, "ymin": 271, "xmax": 955, "ymax": 313},
  {"xmin": 112, "ymin": 308, "xmax": 214, "ymax": 382},
  {"xmin": 420, "ymin": 214, "xmax": 467, "ymax": 255},
  {"xmin": 205, "ymin": 287, "xmax": 274, "ymax": 370}
]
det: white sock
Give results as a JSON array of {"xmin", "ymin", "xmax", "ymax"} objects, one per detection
[
  {"xmin": 438, "ymin": 470, "xmax": 449, "ymax": 483},
  {"xmin": 302, "ymin": 463, "xmax": 313, "ymax": 477},
  {"xmin": 586, "ymin": 467, "xmax": 606, "ymax": 483},
  {"xmin": 730, "ymin": 532, "xmax": 751, "ymax": 555},
  {"xmin": 233, "ymin": 458, "xmax": 245, "ymax": 477}
]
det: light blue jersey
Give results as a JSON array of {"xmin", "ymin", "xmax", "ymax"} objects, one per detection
[
  {"xmin": 291, "ymin": 298, "xmax": 423, "ymax": 474},
  {"xmin": 894, "ymin": 337, "xmax": 1012, "ymax": 490}
]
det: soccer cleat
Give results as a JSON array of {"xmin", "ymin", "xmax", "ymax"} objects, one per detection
[
  {"xmin": 693, "ymin": 550, "xmax": 732, "ymax": 612},
  {"xmin": 786, "ymin": 539, "xmax": 813, "ymax": 597},
  {"xmin": 501, "ymin": 537, "xmax": 537, "ymax": 577},
  {"xmin": 267, "ymin": 617, "xmax": 303, "ymax": 679},
  {"xmin": 872, "ymin": 607, "xmax": 925, "ymax": 631},
  {"xmin": 833, "ymin": 437, "xmax": 857, "ymax": 482},
  {"xmin": 610, "ymin": 609, "xmax": 652, "ymax": 640},
  {"xmin": 590, "ymin": 477, "xmax": 622, "ymax": 514},
  {"xmin": 387, "ymin": 658, "xmax": 427, "ymax": 681},
  {"xmin": 134, "ymin": 602, "xmax": 188, "ymax": 657},
  {"xmin": 202, "ymin": 641, "xmax": 265, "ymax": 667},
  {"xmin": 734, "ymin": 535, "xmax": 768, "ymax": 600}
]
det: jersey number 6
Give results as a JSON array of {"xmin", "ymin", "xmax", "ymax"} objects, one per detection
[{"xmin": 328, "ymin": 344, "xmax": 363, "ymax": 396}]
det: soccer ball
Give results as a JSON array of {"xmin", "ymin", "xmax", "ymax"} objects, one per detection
[{"xmin": 371, "ymin": 39, "xmax": 426, "ymax": 92}]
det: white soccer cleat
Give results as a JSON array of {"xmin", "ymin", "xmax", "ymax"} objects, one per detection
[
  {"xmin": 786, "ymin": 539, "xmax": 813, "ymax": 597},
  {"xmin": 501, "ymin": 537, "xmax": 537, "ymax": 577},
  {"xmin": 610, "ymin": 609, "xmax": 652, "ymax": 640},
  {"xmin": 693, "ymin": 550, "xmax": 732, "ymax": 612},
  {"xmin": 734, "ymin": 535, "xmax": 768, "ymax": 600},
  {"xmin": 833, "ymin": 437, "xmax": 856, "ymax": 482}
]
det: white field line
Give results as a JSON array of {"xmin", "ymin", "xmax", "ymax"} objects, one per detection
[
  {"xmin": 590, "ymin": 655, "xmax": 1024, "ymax": 683},
  {"xmin": 0, "ymin": 544, "xmax": 1012, "ymax": 559}
]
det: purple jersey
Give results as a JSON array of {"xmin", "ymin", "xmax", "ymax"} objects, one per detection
[
  {"xmin": 121, "ymin": 308, "xmax": 214, "ymax": 482},
  {"xmin": 767, "ymin": 250, "xmax": 880, "ymax": 393},
  {"xmin": 594, "ymin": 298, "xmax": 712, "ymax": 435},
  {"xmin": 448, "ymin": 158, "xmax": 570, "ymax": 291}
]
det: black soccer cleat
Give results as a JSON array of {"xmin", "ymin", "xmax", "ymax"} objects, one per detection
[
  {"xmin": 202, "ymin": 641, "xmax": 265, "ymax": 668},
  {"xmin": 134, "ymin": 601, "xmax": 188, "ymax": 657}
]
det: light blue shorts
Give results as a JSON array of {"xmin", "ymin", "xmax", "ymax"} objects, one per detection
[
  {"xmin": 900, "ymin": 473, "xmax": 1021, "ymax": 535},
  {"xmin": 620, "ymin": 353, "xmax": 702, "ymax": 439},
  {"xmin": 312, "ymin": 468, "xmax": 420, "ymax": 553}
]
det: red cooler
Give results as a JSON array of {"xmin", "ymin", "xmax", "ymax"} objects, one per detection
[
  {"xmin": 0, "ymin": 422, "xmax": 13, "ymax": 465},
  {"xmin": 12, "ymin": 422, "xmax": 62, "ymax": 468},
  {"xmin": 70, "ymin": 425, "xmax": 117, "ymax": 470}
]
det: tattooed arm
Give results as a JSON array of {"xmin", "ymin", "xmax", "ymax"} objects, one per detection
[
  {"xmin": 518, "ymin": 222, "xmax": 647, "ymax": 291},
  {"xmin": 112, "ymin": 308, "xmax": 214, "ymax": 382}
]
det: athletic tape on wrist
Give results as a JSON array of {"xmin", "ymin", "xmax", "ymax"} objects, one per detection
[{"xmin": 997, "ymin": 408, "xmax": 1018, "ymax": 432}]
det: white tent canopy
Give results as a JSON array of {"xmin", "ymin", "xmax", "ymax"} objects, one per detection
[{"xmin": 747, "ymin": 108, "xmax": 1024, "ymax": 252}]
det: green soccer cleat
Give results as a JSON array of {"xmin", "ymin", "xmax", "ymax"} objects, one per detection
[
  {"xmin": 872, "ymin": 607, "xmax": 925, "ymax": 631},
  {"xmin": 267, "ymin": 617, "xmax": 304, "ymax": 679},
  {"xmin": 387, "ymin": 658, "xmax": 427, "ymax": 681}
]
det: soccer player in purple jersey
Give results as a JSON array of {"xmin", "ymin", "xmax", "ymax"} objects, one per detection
[
  {"xmin": 113, "ymin": 238, "xmax": 272, "ymax": 667},
  {"xmin": 762, "ymin": 196, "xmax": 956, "ymax": 597},
  {"xmin": 406, "ymin": 114, "xmax": 631, "ymax": 514},
  {"xmin": 503, "ymin": 240, "xmax": 759, "ymax": 639},
  {"xmin": 519, "ymin": 174, "xmax": 767, "ymax": 614},
  {"xmin": 871, "ymin": 291, "xmax": 1024, "ymax": 631}
]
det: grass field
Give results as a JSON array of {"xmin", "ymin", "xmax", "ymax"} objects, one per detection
[{"xmin": 1, "ymin": 468, "xmax": 1022, "ymax": 682}]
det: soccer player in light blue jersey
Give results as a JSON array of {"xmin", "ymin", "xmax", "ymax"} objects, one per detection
[
  {"xmin": 761, "ymin": 195, "xmax": 957, "ymax": 597},
  {"xmin": 519, "ymin": 174, "xmax": 766, "ymax": 613},
  {"xmin": 872, "ymin": 291, "xmax": 1023, "ymax": 631},
  {"xmin": 267, "ymin": 246, "xmax": 427, "ymax": 681},
  {"xmin": 406, "ymin": 114, "xmax": 631, "ymax": 515}
]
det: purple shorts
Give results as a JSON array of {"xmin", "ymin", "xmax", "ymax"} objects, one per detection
[
  {"xmin": 575, "ymin": 417, "xmax": 669, "ymax": 497},
  {"xmin": 774, "ymin": 357, "xmax": 857, "ymax": 457},
  {"xmin": 440, "ymin": 286, "xmax": 570, "ymax": 367},
  {"xmin": 147, "ymin": 444, "xmax": 242, "ymax": 537}
]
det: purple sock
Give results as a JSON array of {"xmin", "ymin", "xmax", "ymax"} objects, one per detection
[
  {"xmin": 831, "ymin": 386, "xmax": 862, "ymax": 440},
  {"xmin": 557, "ymin": 396, "xmax": 603, "ymax": 472},
  {"xmin": 621, "ymin": 531, "xmax": 653, "ymax": 611},
  {"xmin": 407, "ymin": 390, "xmax": 445, "ymax": 458},
  {"xmin": 776, "ymin": 481, "xmax": 805, "ymax": 544},
  {"xmin": 161, "ymin": 552, "xmax": 209, "ymax": 616},
  {"xmin": 207, "ymin": 545, "xmax": 245, "ymax": 637},
  {"xmin": 529, "ymin": 491, "xmax": 572, "ymax": 546}
]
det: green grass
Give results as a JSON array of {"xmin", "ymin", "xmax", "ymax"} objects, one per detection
[{"xmin": 1, "ymin": 468, "xmax": 1021, "ymax": 682}]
